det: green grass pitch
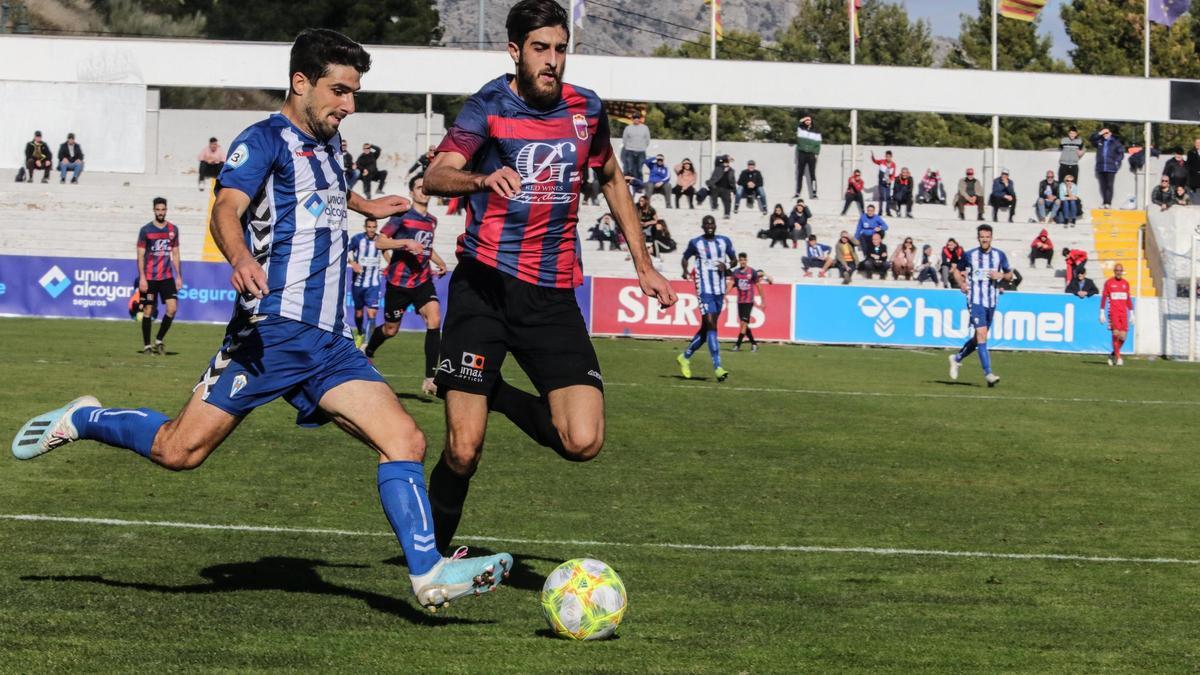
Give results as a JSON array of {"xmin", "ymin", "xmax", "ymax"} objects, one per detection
[{"xmin": 1, "ymin": 317, "xmax": 1199, "ymax": 673}]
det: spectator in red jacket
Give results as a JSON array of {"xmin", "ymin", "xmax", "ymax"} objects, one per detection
[
  {"xmin": 939, "ymin": 237, "xmax": 964, "ymax": 288},
  {"xmin": 841, "ymin": 169, "xmax": 865, "ymax": 216},
  {"xmin": 1029, "ymin": 229, "xmax": 1054, "ymax": 268},
  {"xmin": 1063, "ymin": 247, "xmax": 1088, "ymax": 285}
]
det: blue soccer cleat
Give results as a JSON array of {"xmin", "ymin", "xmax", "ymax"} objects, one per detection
[
  {"xmin": 410, "ymin": 546, "xmax": 513, "ymax": 612},
  {"xmin": 11, "ymin": 395, "xmax": 100, "ymax": 460}
]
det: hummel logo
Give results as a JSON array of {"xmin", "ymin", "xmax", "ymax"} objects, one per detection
[{"xmin": 38, "ymin": 266, "xmax": 71, "ymax": 298}]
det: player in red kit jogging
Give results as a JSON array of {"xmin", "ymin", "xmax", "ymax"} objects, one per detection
[
  {"xmin": 729, "ymin": 252, "xmax": 771, "ymax": 352},
  {"xmin": 422, "ymin": 0, "xmax": 676, "ymax": 553},
  {"xmin": 1100, "ymin": 263, "xmax": 1134, "ymax": 366},
  {"xmin": 136, "ymin": 197, "xmax": 182, "ymax": 355}
]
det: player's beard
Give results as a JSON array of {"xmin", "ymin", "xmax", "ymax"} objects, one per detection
[
  {"xmin": 154, "ymin": 214, "xmax": 166, "ymax": 224},
  {"xmin": 516, "ymin": 57, "xmax": 563, "ymax": 111},
  {"xmin": 303, "ymin": 101, "xmax": 339, "ymax": 143}
]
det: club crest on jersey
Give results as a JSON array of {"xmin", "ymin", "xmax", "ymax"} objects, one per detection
[
  {"xmin": 572, "ymin": 114, "xmax": 589, "ymax": 140},
  {"xmin": 512, "ymin": 141, "xmax": 579, "ymax": 204},
  {"xmin": 230, "ymin": 373, "xmax": 248, "ymax": 398}
]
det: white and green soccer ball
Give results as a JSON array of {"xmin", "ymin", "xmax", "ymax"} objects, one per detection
[{"xmin": 540, "ymin": 558, "xmax": 627, "ymax": 640}]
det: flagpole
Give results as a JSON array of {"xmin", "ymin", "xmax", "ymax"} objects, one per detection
[
  {"xmin": 991, "ymin": 0, "xmax": 999, "ymax": 185},
  {"xmin": 849, "ymin": 0, "xmax": 858, "ymax": 173},
  {"xmin": 1143, "ymin": 0, "xmax": 1151, "ymax": 210},
  {"xmin": 709, "ymin": 2, "xmax": 717, "ymax": 166}
]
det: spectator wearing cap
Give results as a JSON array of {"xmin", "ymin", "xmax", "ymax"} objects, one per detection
[
  {"xmin": 1065, "ymin": 266, "xmax": 1099, "ymax": 297},
  {"xmin": 989, "ymin": 168, "xmax": 1017, "ymax": 223},
  {"xmin": 1029, "ymin": 229, "xmax": 1054, "ymax": 268},
  {"xmin": 24, "ymin": 131, "xmax": 52, "ymax": 183},
  {"xmin": 57, "ymin": 132, "xmax": 84, "ymax": 184},
  {"xmin": 1089, "ymin": 126, "xmax": 1125, "ymax": 209},
  {"xmin": 735, "ymin": 160, "xmax": 767, "ymax": 215},
  {"xmin": 1162, "ymin": 148, "xmax": 1189, "ymax": 190},
  {"xmin": 955, "ymin": 168, "xmax": 984, "ymax": 220},
  {"xmin": 620, "ymin": 111, "xmax": 650, "ymax": 178},
  {"xmin": 705, "ymin": 154, "xmax": 736, "ymax": 219},
  {"xmin": 197, "ymin": 137, "xmax": 226, "ymax": 190},
  {"xmin": 643, "ymin": 154, "xmax": 672, "ymax": 209}
]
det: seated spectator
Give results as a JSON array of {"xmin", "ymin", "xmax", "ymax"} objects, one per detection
[
  {"xmin": 766, "ymin": 204, "xmax": 790, "ymax": 248},
  {"xmin": 1163, "ymin": 147, "xmax": 1189, "ymax": 189},
  {"xmin": 859, "ymin": 232, "xmax": 889, "ymax": 279},
  {"xmin": 1029, "ymin": 229, "xmax": 1054, "ymax": 268},
  {"xmin": 917, "ymin": 169, "xmax": 946, "ymax": 204},
  {"xmin": 1174, "ymin": 184, "xmax": 1192, "ymax": 206},
  {"xmin": 24, "ymin": 131, "xmax": 52, "ymax": 183},
  {"xmin": 57, "ymin": 132, "xmax": 84, "ymax": 184},
  {"xmin": 355, "ymin": 142, "xmax": 387, "ymax": 198},
  {"xmin": 890, "ymin": 237, "xmax": 917, "ymax": 280},
  {"xmin": 787, "ymin": 199, "xmax": 812, "ymax": 248},
  {"xmin": 636, "ymin": 194, "xmax": 657, "ymax": 232},
  {"xmin": 198, "ymin": 137, "xmax": 226, "ymax": 190},
  {"xmin": 1057, "ymin": 174, "xmax": 1081, "ymax": 225},
  {"xmin": 828, "ymin": 231, "xmax": 859, "ymax": 284},
  {"xmin": 955, "ymin": 168, "xmax": 985, "ymax": 220},
  {"xmin": 853, "ymin": 204, "xmax": 888, "ymax": 256},
  {"xmin": 1062, "ymin": 247, "xmax": 1088, "ymax": 286},
  {"xmin": 999, "ymin": 267, "xmax": 1023, "ymax": 292},
  {"xmin": 625, "ymin": 174, "xmax": 644, "ymax": 198},
  {"xmin": 672, "ymin": 158, "xmax": 697, "ymax": 209},
  {"xmin": 892, "ymin": 167, "xmax": 915, "ymax": 218},
  {"xmin": 643, "ymin": 154, "xmax": 672, "ymax": 209},
  {"xmin": 1035, "ymin": 170, "xmax": 1060, "ymax": 223},
  {"xmin": 735, "ymin": 159, "xmax": 767, "ymax": 214},
  {"xmin": 1152, "ymin": 175, "xmax": 1173, "ymax": 210},
  {"xmin": 841, "ymin": 169, "xmax": 865, "ymax": 215},
  {"xmin": 339, "ymin": 139, "xmax": 359, "ymax": 191},
  {"xmin": 651, "ymin": 219, "xmax": 677, "ymax": 254},
  {"xmin": 704, "ymin": 154, "xmax": 736, "ymax": 219},
  {"xmin": 916, "ymin": 244, "xmax": 939, "ymax": 284},
  {"xmin": 1065, "ymin": 266, "xmax": 1099, "ymax": 297},
  {"xmin": 940, "ymin": 237, "xmax": 964, "ymax": 288},
  {"xmin": 802, "ymin": 234, "xmax": 832, "ymax": 277},
  {"xmin": 989, "ymin": 169, "xmax": 1017, "ymax": 223},
  {"xmin": 588, "ymin": 213, "xmax": 619, "ymax": 251}
]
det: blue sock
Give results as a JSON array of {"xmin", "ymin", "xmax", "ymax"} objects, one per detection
[
  {"xmin": 957, "ymin": 337, "xmax": 977, "ymax": 362},
  {"xmin": 707, "ymin": 329, "xmax": 722, "ymax": 368},
  {"xmin": 377, "ymin": 460, "xmax": 441, "ymax": 576},
  {"xmin": 71, "ymin": 407, "xmax": 167, "ymax": 459},
  {"xmin": 978, "ymin": 342, "xmax": 992, "ymax": 374},
  {"xmin": 684, "ymin": 329, "xmax": 704, "ymax": 358}
]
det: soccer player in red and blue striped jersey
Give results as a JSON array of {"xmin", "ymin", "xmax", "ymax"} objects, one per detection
[
  {"xmin": 422, "ymin": 0, "xmax": 676, "ymax": 553},
  {"xmin": 136, "ymin": 197, "xmax": 182, "ymax": 354}
]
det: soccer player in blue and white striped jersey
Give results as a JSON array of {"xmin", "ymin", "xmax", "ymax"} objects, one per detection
[
  {"xmin": 347, "ymin": 217, "xmax": 382, "ymax": 346},
  {"xmin": 12, "ymin": 28, "xmax": 511, "ymax": 612},
  {"xmin": 949, "ymin": 224, "xmax": 1012, "ymax": 387},
  {"xmin": 677, "ymin": 215, "xmax": 737, "ymax": 381}
]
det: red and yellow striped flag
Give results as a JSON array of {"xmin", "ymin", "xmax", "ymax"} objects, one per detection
[
  {"xmin": 851, "ymin": 0, "xmax": 862, "ymax": 42},
  {"xmin": 704, "ymin": 0, "xmax": 724, "ymax": 41},
  {"xmin": 999, "ymin": 0, "xmax": 1047, "ymax": 22}
]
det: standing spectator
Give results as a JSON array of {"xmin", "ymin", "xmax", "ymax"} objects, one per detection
[
  {"xmin": 787, "ymin": 199, "xmax": 812, "ymax": 248},
  {"xmin": 581, "ymin": 166, "xmax": 602, "ymax": 206},
  {"xmin": 955, "ymin": 168, "xmax": 985, "ymax": 220},
  {"xmin": 355, "ymin": 142, "xmax": 387, "ymax": 198},
  {"xmin": 859, "ymin": 232, "xmax": 889, "ymax": 279},
  {"xmin": 829, "ymin": 231, "xmax": 859, "ymax": 284},
  {"xmin": 940, "ymin": 237, "xmax": 964, "ymax": 288},
  {"xmin": 1089, "ymin": 127, "xmax": 1125, "ymax": 208},
  {"xmin": 890, "ymin": 237, "xmax": 917, "ymax": 280},
  {"xmin": 1029, "ymin": 229, "xmax": 1054, "ymax": 268},
  {"xmin": 706, "ymin": 155, "xmax": 736, "ymax": 219},
  {"xmin": 853, "ymin": 204, "xmax": 888, "ymax": 257},
  {"xmin": 620, "ymin": 111, "xmax": 650, "ymax": 178},
  {"xmin": 672, "ymin": 158, "xmax": 697, "ymax": 208},
  {"xmin": 870, "ymin": 150, "xmax": 897, "ymax": 216},
  {"xmin": 1058, "ymin": 126, "xmax": 1085, "ymax": 182},
  {"xmin": 892, "ymin": 167, "xmax": 914, "ymax": 217},
  {"xmin": 916, "ymin": 245, "xmax": 939, "ymax": 284},
  {"xmin": 989, "ymin": 169, "xmax": 1017, "ymax": 223},
  {"xmin": 643, "ymin": 154, "xmax": 672, "ymax": 209},
  {"xmin": 1065, "ymin": 266, "xmax": 1099, "ymax": 297},
  {"xmin": 1152, "ymin": 175, "xmax": 1174, "ymax": 210},
  {"xmin": 23, "ymin": 131, "xmax": 52, "ymax": 183},
  {"xmin": 197, "ymin": 137, "xmax": 226, "ymax": 191},
  {"xmin": 766, "ymin": 204, "xmax": 790, "ymax": 248},
  {"xmin": 1062, "ymin": 247, "xmax": 1089, "ymax": 286},
  {"xmin": 735, "ymin": 160, "xmax": 767, "ymax": 214},
  {"xmin": 1163, "ymin": 148, "xmax": 1189, "ymax": 189},
  {"xmin": 405, "ymin": 145, "xmax": 436, "ymax": 182},
  {"xmin": 794, "ymin": 115, "xmax": 820, "ymax": 199},
  {"xmin": 1186, "ymin": 137, "xmax": 1200, "ymax": 202},
  {"xmin": 917, "ymin": 169, "xmax": 946, "ymax": 204},
  {"xmin": 1173, "ymin": 184, "xmax": 1193, "ymax": 206},
  {"xmin": 1035, "ymin": 170, "xmax": 1060, "ymax": 224},
  {"xmin": 57, "ymin": 132, "xmax": 84, "ymax": 184},
  {"xmin": 1058, "ymin": 174, "xmax": 1081, "ymax": 225},
  {"xmin": 802, "ymin": 234, "xmax": 832, "ymax": 277},
  {"xmin": 339, "ymin": 139, "xmax": 359, "ymax": 192},
  {"xmin": 841, "ymin": 169, "xmax": 865, "ymax": 215}
]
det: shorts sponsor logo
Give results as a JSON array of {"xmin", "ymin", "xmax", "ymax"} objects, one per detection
[
  {"xmin": 38, "ymin": 266, "xmax": 71, "ymax": 298},
  {"xmin": 457, "ymin": 352, "xmax": 486, "ymax": 383},
  {"xmin": 230, "ymin": 373, "xmax": 248, "ymax": 398},
  {"xmin": 587, "ymin": 369, "xmax": 603, "ymax": 382},
  {"xmin": 226, "ymin": 143, "xmax": 250, "ymax": 169},
  {"xmin": 857, "ymin": 294, "xmax": 913, "ymax": 338}
]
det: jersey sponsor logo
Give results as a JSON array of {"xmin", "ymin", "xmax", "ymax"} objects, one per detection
[
  {"xmin": 304, "ymin": 193, "xmax": 326, "ymax": 218},
  {"xmin": 572, "ymin": 114, "xmax": 589, "ymax": 141},
  {"xmin": 857, "ymin": 294, "xmax": 913, "ymax": 337},
  {"xmin": 230, "ymin": 373, "xmax": 248, "ymax": 398},
  {"xmin": 38, "ymin": 265, "xmax": 71, "ymax": 298},
  {"xmin": 1110, "ymin": 291, "xmax": 1128, "ymax": 300},
  {"xmin": 226, "ymin": 143, "xmax": 250, "ymax": 169},
  {"xmin": 512, "ymin": 141, "xmax": 579, "ymax": 204}
]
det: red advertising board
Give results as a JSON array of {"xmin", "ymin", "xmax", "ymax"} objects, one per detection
[{"xmin": 590, "ymin": 276, "xmax": 793, "ymax": 340}]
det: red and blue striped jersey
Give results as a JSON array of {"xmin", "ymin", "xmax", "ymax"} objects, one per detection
[
  {"xmin": 137, "ymin": 221, "xmax": 179, "ymax": 280},
  {"xmin": 731, "ymin": 266, "xmax": 761, "ymax": 304},
  {"xmin": 381, "ymin": 209, "xmax": 437, "ymax": 288},
  {"xmin": 437, "ymin": 74, "xmax": 613, "ymax": 289}
]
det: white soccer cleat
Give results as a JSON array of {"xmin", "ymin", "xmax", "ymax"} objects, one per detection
[
  {"xmin": 11, "ymin": 395, "xmax": 100, "ymax": 460},
  {"xmin": 1116, "ymin": 357, "xmax": 1124, "ymax": 366},
  {"xmin": 985, "ymin": 373, "xmax": 1000, "ymax": 387},
  {"xmin": 1107, "ymin": 356, "xmax": 1114, "ymax": 367},
  {"xmin": 421, "ymin": 377, "xmax": 437, "ymax": 396},
  {"xmin": 948, "ymin": 353, "xmax": 960, "ymax": 381},
  {"xmin": 410, "ymin": 547, "xmax": 513, "ymax": 612}
]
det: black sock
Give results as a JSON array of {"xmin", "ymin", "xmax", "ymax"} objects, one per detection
[
  {"xmin": 141, "ymin": 316, "xmax": 152, "ymax": 346},
  {"xmin": 488, "ymin": 375, "xmax": 575, "ymax": 460},
  {"xmin": 424, "ymin": 328, "xmax": 440, "ymax": 378},
  {"xmin": 746, "ymin": 327, "xmax": 756, "ymax": 345},
  {"xmin": 735, "ymin": 332, "xmax": 745, "ymax": 348},
  {"xmin": 355, "ymin": 313, "xmax": 364, "ymax": 334},
  {"xmin": 156, "ymin": 315, "xmax": 174, "ymax": 341},
  {"xmin": 429, "ymin": 455, "xmax": 472, "ymax": 554},
  {"xmin": 364, "ymin": 326, "xmax": 391, "ymax": 357}
]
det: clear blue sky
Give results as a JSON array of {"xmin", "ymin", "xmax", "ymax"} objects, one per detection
[{"xmin": 904, "ymin": 0, "xmax": 1073, "ymax": 62}]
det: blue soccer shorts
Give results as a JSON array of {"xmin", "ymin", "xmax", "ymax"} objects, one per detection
[
  {"xmin": 969, "ymin": 303, "xmax": 995, "ymax": 330},
  {"xmin": 194, "ymin": 314, "xmax": 385, "ymax": 427},
  {"xmin": 698, "ymin": 292, "xmax": 725, "ymax": 316},
  {"xmin": 351, "ymin": 284, "xmax": 381, "ymax": 310}
]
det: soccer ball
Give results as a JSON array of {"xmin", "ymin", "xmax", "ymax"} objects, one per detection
[{"xmin": 540, "ymin": 558, "xmax": 627, "ymax": 640}]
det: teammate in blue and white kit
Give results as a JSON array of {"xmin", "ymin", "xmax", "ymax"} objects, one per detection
[
  {"xmin": 347, "ymin": 217, "xmax": 382, "ymax": 347},
  {"xmin": 948, "ymin": 224, "xmax": 1013, "ymax": 387},
  {"xmin": 677, "ymin": 215, "xmax": 736, "ymax": 382},
  {"xmin": 11, "ymin": 29, "xmax": 511, "ymax": 612}
]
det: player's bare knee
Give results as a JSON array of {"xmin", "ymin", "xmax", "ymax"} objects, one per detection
[
  {"xmin": 444, "ymin": 433, "xmax": 483, "ymax": 475},
  {"xmin": 382, "ymin": 323, "xmax": 399, "ymax": 337},
  {"xmin": 379, "ymin": 427, "xmax": 426, "ymax": 463},
  {"xmin": 561, "ymin": 428, "xmax": 604, "ymax": 461}
]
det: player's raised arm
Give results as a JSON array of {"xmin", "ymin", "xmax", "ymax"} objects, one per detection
[
  {"xmin": 599, "ymin": 153, "xmax": 677, "ymax": 306},
  {"xmin": 210, "ymin": 187, "xmax": 267, "ymax": 299}
]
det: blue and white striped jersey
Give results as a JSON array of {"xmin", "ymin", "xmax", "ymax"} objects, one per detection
[
  {"xmin": 683, "ymin": 235, "xmax": 736, "ymax": 296},
  {"xmin": 217, "ymin": 114, "xmax": 351, "ymax": 336},
  {"xmin": 348, "ymin": 233, "xmax": 382, "ymax": 288},
  {"xmin": 956, "ymin": 246, "xmax": 1011, "ymax": 309}
]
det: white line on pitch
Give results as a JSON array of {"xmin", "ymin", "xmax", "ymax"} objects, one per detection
[{"xmin": 2, "ymin": 514, "xmax": 1197, "ymax": 566}]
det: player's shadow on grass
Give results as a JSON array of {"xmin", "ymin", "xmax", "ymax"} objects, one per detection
[
  {"xmin": 383, "ymin": 548, "xmax": 555, "ymax": 593},
  {"xmin": 22, "ymin": 556, "xmax": 480, "ymax": 626},
  {"xmin": 929, "ymin": 379, "xmax": 975, "ymax": 387},
  {"xmin": 659, "ymin": 374, "xmax": 710, "ymax": 382}
]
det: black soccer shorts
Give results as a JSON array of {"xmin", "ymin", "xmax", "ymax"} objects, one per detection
[{"xmin": 382, "ymin": 280, "xmax": 438, "ymax": 323}]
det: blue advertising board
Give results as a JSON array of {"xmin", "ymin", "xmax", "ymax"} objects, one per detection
[{"xmin": 792, "ymin": 285, "xmax": 1125, "ymax": 353}]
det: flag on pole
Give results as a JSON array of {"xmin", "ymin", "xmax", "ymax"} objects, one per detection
[
  {"xmin": 850, "ymin": 0, "xmax": 862, "ymax": 42},
  {"xmin": 704, "ymin": 0, "xmax": 724, "ymax": 41},
  {"xmin": 1149, "ymin": 0, "xmax": 1189, "ymax": 27},
  {"xmin": 998, "ymin": 0, "xmax": 1047, "ymax": 22},
  {"xmin": 571, "ymin": 0, "xmax": 586, "ymax": 27}
]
